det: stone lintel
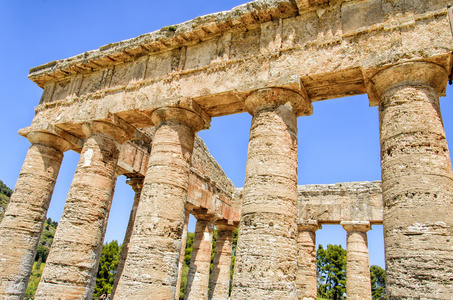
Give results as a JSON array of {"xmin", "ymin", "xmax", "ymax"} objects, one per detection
[
  {"xmin": 366, "ymin": 61, "xmax": 448, "ymax": 107},
  {"xmin": 244, "ymin": 87, "xmax": 312, "ymax": 117},
  {"xmin": 295, "ymin": 0, "xmax": 329, "ymax": 13},
  {"xmin": 28, "ymin": 0, "xmax": 300, "ymax": 87},
  {"xmin": 341, "ymin": 221, "xmax": 371, "ymax": 232},
  {"xmin": 298, "ymin": 181, "xmax": 383, "ymax": 224},
  {"xmin": 298, "ymin": 220, "xmax": 321, "ymax": 232}
]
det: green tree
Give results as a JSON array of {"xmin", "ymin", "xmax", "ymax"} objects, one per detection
[
  {"xmin": 25, "ymin": 261, "xmax": 45, "ymax": 298},
  {"xmin": 229, "ymin": 229, "xmax": 238, "ymax": 295},
  {"xmin": 317, "ymin": 244, "xmax": 346, "ymax": 300},
  {"xmin": 93, "ymin": 240, "xmax": 121, "ymax": 297},
  {"xmin": 35, "ymin": 245, "xmax": 49, "ymax": 263},
  {"xmin": 370, "ymin": 265, "xmax": 387, "ymax": 299},
  {"xmin": 0, "ymin": 179, "xmax": 12, "ymax": 223},
  {"xmin": 180, "ymin": 232, "xmax": 195, "ymax": 299},
  {"xmin": 0, "ymin": 179, "xmax": 13, "ymax": 197}
]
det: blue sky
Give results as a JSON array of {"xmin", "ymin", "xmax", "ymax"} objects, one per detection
[{"xmin": 2, "ymin": 0, "xmax": 453, "ymax": 269}]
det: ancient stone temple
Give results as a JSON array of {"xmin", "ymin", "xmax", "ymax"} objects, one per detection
[{"xmin": 1, "ymin": 0, "xmax": 453, "ymax": 299}]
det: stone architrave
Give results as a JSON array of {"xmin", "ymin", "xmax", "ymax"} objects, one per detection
[
  {"xmin": 0, "ymin": 132, "xmax": 70, "ymax": 300},
  {"xmin": 114, "ymin": 107, "xmax": 209, "ymax": 300},
  {"xmin": 231, "ymin": 88, "xmax": 312, "ymax": 299},
  {"xmin": 370, "ymin": 62, "xmax": 453, "ymax": 298},
  {"xmin": 185, "ymin": 214, "xmax": 215, "ymax": 300},
  {"xmin": 34, "ymin": 121, "xmax": 131, "ymax": 300},
  {"xmin": 111, "ymin": 177, "xmax": 144, "ymax": 297},
  {"xmin": 208, "ymin": 221, "xmax": 236, "ymax": 300},
  {"xmin": 341, "ymin": 221, "xmax": 372, "ymax": 300},
  {"xmin": 175, "ymin": 211, "xmax": 191, "ymax": 297},
  {"xmin": 296, "ymin": 220, "xmax": 321, "ymax": 300}
]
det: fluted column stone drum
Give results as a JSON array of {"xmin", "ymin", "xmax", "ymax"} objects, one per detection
[
  {"xmin": 296, "ymin": 220, "xmax": 321, "ymax": 300},
  {"xmin": 114, "ymin": 107, "xmax": 209, "ymax": 300},
  {"xmin": 0, "ymin": 132, "xmax": 70, "ymax": 300},
  {"xmin": 231, "ymin": 88, "xmax": 312, "ymax": 299},
  {"xmin": 371, "ymin": 62, "xmax": 453, "ymax": 298},
  {"xmin": 111, "ymin": 177, "xmax": 143, "ymax": 297},
  {"xmin": 35, "ymin": 121, "xmax": 131, "ymax": 300},
  {"xmin": 185, "ymin": 214, "xmax": 215, "ymax": 300},
  {"xmin": 341, "ymin": 221, "xmax": 372, "ymax": 300},
  {"xmin": 208, "ymin": 222, "xmax": 236, "ymax": 300}
]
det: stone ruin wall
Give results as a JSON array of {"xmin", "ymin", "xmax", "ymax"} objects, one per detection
[
  {"xmin": 234, "ymin": 180, "xmax": 383, "ymax": 224},
  {"xmin": 25, "ymin": 0, "xmax": 452, "ymax": 134}
]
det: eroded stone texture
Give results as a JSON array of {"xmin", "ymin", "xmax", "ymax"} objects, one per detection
[
  {"xmin": 111, "ymin": 177, "xmax": 143, "ymax": 297},
  {"xmin": 231, "ymin": 88, "xmax": 311, "ymax": 299},
  {"xmin": 114, "ymin": 107, "xmax": 208, "ymax": 300},
  {"xmin": 35, "ymin": 122, "xmax": 124, "ymax": 300},
  {"xmin": 0, "ymin": 132, "xmax": 70, "ymax": 300},
  {"xmin": 371, "ymin": 62, "xmax": 453, "ymax": 298},
  {"xmin": 298, "ymin": 181, "xmax": 383, "ymax": 223},
  {"xmin": 185, "ymin": 214, "xmax": 215, "ymax": 300},
  {"xmin": 341, "ymin": 221, "xmax": 372, "ymax": 300},
  {"xmin": 296, "ymin": 220, "xmax": 321, "ymax": 300},
  {"xmin": 208, "ymin": 222, "xmax": 235, "ymax": 300}
]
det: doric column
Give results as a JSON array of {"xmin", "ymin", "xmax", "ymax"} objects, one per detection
[
  {"xmin": 0, "ymin": 132, "xmax": 70, "ymax": 300},
  {"xmin": 111, "ymin": 177, "xmax": 144, "ymax": 297},
  {"xmin": 370, "ymin": 62, "xmax": 453, "ymax": 298},
  {"xmin": 175, "ymin": 210, "xmax": 190, "ymax": 298},
  {"xmin": 231, "ymin": 88, "xmax": 312, "ymax": 299},
  {"xmin": 185, "ymin": 213, "xmax": 215, "ymax": 300},
  {"xmin": 296, "ymin": 220, "xmax": 321, "ymax": 300},
  {"xmin": 114, "ymin": 107, "xmax": 209, "ymax": 299},
  {"xmin": 208, "ymin": 221, "xmax": 236, "ymax": 300},
  {"xmin": 35, "ymin": 121, "xmax": 132, "ymax": 300},
  {"xmin": 341, "ymin": 221, "xmax": 372, "ymax": 300}
]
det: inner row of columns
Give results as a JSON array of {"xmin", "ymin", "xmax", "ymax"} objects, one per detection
[{"xmin": 0, "ymin": 61, "xmax": 452, "ymax": 299}]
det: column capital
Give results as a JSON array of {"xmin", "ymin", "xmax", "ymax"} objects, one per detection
[
  {"xmin": 244, "ymin": 87, "xmax": 312, "ymax": 117},
  {"xmin": 215, "ymin": 220, "xmax": 237, "ymax": 231},
  {"xmin": 126, "ymin": 177, "xmax": 144, "ymax": 193},
  {"xmin": 192, "ymin": 208, "xmax": 217, "ymax": 222},
  {"xmin": 366, "ymin": 62, "xmax": 448, "ymax": 106},
  {"xmin": 26, "ymin": 131, "xmax": 71, "ymax": 153},
  {"xmin": 298, "ymin": 219, "xmax": 321, "ymax": 232},
  {"xmin": 151, "ymin": 106, "xmax": 210, "ymax": 132},
  {"xmin": 341, "ymin": 221, "xmax": 371, "ymax": 233},
  {"xmin": 82, "ymin": 117, "xmax": 137, "ymax": 144}
]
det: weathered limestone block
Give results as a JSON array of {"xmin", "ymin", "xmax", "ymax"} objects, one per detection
[
  {"xmin": 231, "ymin": 88, "xmax": 311, "ymax": 299},
  {"xmin": 185, "ymin": 214, "xmax": 215, "ymax": 300},
  {"xmin": 298, "ymin": 181, "xmax": 383, "ymax": 224},
  {"xmin": 341, "ymin": 221, "xmax": 372, "ymax": 300},
  {"xmin": 114, "ymin": 107, "xmax": 208, "ymax": 299},
  {"xmin": 35, "ymin": 122, "xmax": 128, "ymax": 300},
  {"xmin": 111, "ymin": 177, "xmax": 143, "ymax": 297},
  {"xmin": 370, "ymin": 62, "xmax": 453, "ymax": 298},
  {"xmin": 296, "ymin": 220, "xmax": 321, "ymax": 300},
  {"xmin": 0, "ymin": 132, "xmax": 70, "ymax": 300},
  {"xmin": 208, "ymin": 222, "xmax": 236, "ymax": 300}
]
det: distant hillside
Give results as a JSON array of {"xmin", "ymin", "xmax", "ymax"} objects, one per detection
[
  {"xmin": 36, "ymin": 218, "xmax": 58, "ymax": 262},
  {"xmin": 0, "ymin": 179, "xmax": 13, "ymax": 223}
]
